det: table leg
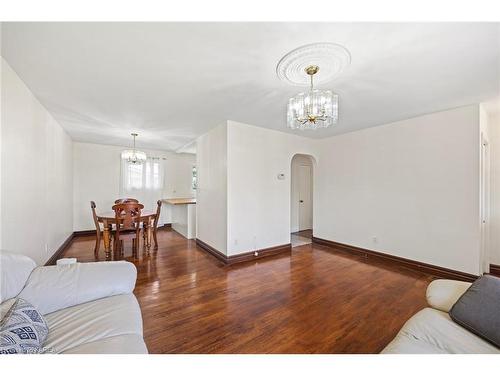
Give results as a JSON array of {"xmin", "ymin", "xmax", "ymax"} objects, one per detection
[
  {"xmin": 103, "ymin": 219, "xmax": 111, "ymax": 260},
  {"xmin": 142, "ymin": 221, "xmax": 147, "ymax": 253}
]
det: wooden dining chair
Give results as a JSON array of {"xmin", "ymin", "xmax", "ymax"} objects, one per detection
[
  {"xmin": 112, "ymin": 202, "xmax": 144, "ymax": 259},
  {"xmin": 152, "ymin": 200, "xmax": 162, "ymax": 250},
  {"xmin": 114, "ymin": 198, "xmax": 139, "ymax": 204}
]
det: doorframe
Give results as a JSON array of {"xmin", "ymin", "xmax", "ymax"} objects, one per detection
[
  {"xmin": 290, "ymin": 153, "xmax": 316, "ymax": 236},
  {"xmin": 479, "ymin": 132, "xmax": 490, "ymax": 274}
]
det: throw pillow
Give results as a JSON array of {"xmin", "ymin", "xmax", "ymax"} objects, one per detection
[
  {"xmin": 449, "ymin": 275, "xmax": 500, "ymax": 348},
  {"xmin": 0, "ymin": 298, "xmax": 49, "ymax": 354}
]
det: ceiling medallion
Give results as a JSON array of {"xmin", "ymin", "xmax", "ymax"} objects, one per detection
[
  {"xmin": 277, "ymin": 43, "xmax": 350, "ymax": 130},
  {"xmin": 276, "ymin": 42, "xmax": 351, "ymax": 86}
]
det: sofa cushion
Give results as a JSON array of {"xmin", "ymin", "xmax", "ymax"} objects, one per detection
[
  {"xmin": 0, "ymin": 299, "xmax": 49, "ymax": 354},
  {"xmin": 449, "ymin": 275, "xmax": 500, "ymax": 348},
  {"xmin": 43, "ymin": 294, "xmax": 144, "ymax": 354},
  {"xmin": 381, "ymin": 307, "xmax": 500, "ymax": 354},
  {"xmin": 0, "ymin": 251, "xmax": 36, "ymax": 304},
  {"xmin": 61, "ymin": 334, "xmax": 148, "ymax": 354}
]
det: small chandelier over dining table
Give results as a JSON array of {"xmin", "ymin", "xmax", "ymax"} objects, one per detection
[
  {"xmin": 287, "ymin": 65, "xmax": 338, "ymax": 130},
  {"xmin": 122, "ymin": 133, "xmax": 147, "ymax": 164}
]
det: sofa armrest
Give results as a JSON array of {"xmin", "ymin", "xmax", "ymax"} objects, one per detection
[
  {"xmin": 18, "ymin": 261, "xmax": 137, "ymax": 315},
  {"xmin": 426, "ymin": 279, "xmax": 472, "ymax": 313}
]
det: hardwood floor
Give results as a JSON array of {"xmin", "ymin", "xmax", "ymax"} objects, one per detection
[
  {"xmin": 292, "ymin": 229, "xmax": 313, "ymax": 239},
  {"xmin": 291, "ymin": 230, "xmax": 312, "ymax": 248},
  {"xmin": 62, "ymin": 228, "xmax": 432, "ymax": 353}
]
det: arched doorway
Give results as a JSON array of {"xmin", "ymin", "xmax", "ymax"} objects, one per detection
[{"xmin": 290, "ymin": 154, "xmax": 315, "ymax": 248}]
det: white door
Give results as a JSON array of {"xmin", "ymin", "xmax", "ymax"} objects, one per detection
[{"xmin": 298, "ymin": 165, "xmax": 312, "ymax": 230}]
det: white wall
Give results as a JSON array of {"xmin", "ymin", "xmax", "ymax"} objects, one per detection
[
  {"xmin": 1, "ymin": 58, "xmax": 73, "ymax": 265},
  {"xmin": 290, "ymin": 154, "xmax": 314, "ymax": 233},
  {"xmin": 226, "ymin": 121, "xmax": 317, "ymax": 256},
  {"xmin": 73, "ymin": 142, "xmax": 195, "ymax": 231},
  {"xmin": 196, "ymin": 123, "xmax": 227, "ymax": 254},
  {"xmin": 191, "ymin": 106, "xmax": 485, "ymax": 275},
  {"xmin": 315, "ymin": 105, "xmax": 481, "ymax": 275},
  {"xmin": 488, "ymin": 111, "xmax": 500, "ymax": 265},
  {"xmin": 0, "ymin": 26, "xmax": 3, "ymax": 249}
]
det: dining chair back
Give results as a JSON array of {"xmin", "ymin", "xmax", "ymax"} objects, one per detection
[
  {"xmin": 112, "ymin": 202, "xmax": 144, "ymax": 230},
  {"xmin": 112, "ymin": 202, "xmax": 144, "ymax": 258},
  {"xmin": 114, "ymin": 198, "xmax": 139, "ymax": 204}
]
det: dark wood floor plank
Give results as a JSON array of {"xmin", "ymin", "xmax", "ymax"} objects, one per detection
[{"xmin": 62, "ymin": 228, "xmax": 431, "ymax": 353}]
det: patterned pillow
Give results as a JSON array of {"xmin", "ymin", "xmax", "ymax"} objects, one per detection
[{"xmin": 0, "ymin": 298, "xmax": 49, "ymax": 354}]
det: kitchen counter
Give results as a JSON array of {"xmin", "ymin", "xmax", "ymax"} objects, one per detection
[
  {"xmin": 163, "ymin": 198, "xmax": 196, "ymax": 239},
  {"xmin": 162, "ymin": 198, "xmax": 196, "ymax": 205}
]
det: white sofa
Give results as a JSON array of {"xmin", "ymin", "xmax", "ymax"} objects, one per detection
[
  {"xmin": 382, "ymin": 279, "xmax": 500, "ymax": 354},
  {"xmin": 0, "ymin": 251, "xmax": 148, "ymax": 354}
]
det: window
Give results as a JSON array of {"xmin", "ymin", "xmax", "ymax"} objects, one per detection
[
  {"xmin": 145, "ymin": 160, "xmax": 161, "ymax": 189},
  {"xmin": 121, "ymin": 155, "xmax": 163, "ymax": 191},
  {"xmin": 192, "ymin": 165, "xmax": 197, "ymax": 190},
  {"xmin": 126, "ymin": 163, "xmax": 144, "ymax": 189}
]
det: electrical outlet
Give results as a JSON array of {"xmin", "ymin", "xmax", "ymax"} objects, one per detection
[
  {"xmin": 372, "ymin": 236, "xmax": 378, "ymax": 243},
  {"xmin": 234, "ymin": 239, "xmax": 238, "ymax": 245}
]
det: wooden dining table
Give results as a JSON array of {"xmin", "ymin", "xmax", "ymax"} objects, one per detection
[{"xmin": 97, "ymin": 210, "xmax": 157, "ymax": 260}]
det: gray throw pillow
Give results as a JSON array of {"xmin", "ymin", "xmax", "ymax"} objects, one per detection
[
  {"xmin": 0, "ymin": 298, "xmax": 49, "ymax": 354},
  {"xmin": 449, "ymin": 275, "xmax": 500, "ymax": 348}
]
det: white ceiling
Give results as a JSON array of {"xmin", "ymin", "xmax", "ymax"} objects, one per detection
[{"xmin": 2, "ymin": 22, "xmax": 499, "ymax": 151}]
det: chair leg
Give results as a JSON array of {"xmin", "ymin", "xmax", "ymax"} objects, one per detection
[
  {"xmin": 94, "ymin": 230, "xmax": 101, "ymax": 258},
  {"xmin": 112, "ymin": 234, "xmax": 118, "ymax": 260},
  {"xmin": 108, "ymin": 224, "xmax": 113, "ymax": 255},
  {"xmin": 153, "ymin": 226, "xmax": 158, "ymax": 250},
  {"xmin": 133, "ymin": 238, "xmax": 138, "ymax": 259}
]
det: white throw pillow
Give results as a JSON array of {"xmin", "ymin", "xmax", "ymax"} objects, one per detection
[{"xmin": 0, "ymin": 251, "xmax": 37, "ymax": 303}]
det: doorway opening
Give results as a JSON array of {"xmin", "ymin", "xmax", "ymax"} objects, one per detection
[{"xmin": 290, "ymin": 154, "xmax": 315, "ymax": 248}]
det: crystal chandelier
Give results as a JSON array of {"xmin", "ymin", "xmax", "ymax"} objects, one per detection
[
  {"xmin": 121, "ymin": 133, "xmax": 147, "ymax": 164},
  {"xmin": 287, "ymin": 65, "xmax": 338, "ymax": 130}
]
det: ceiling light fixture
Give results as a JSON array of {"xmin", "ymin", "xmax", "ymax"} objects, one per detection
[
  {"xmin": 277, "ymin": 42, "xmax": 350, "ymax": 130},
  {"xmin": 287, "ymin": 65, "xmax": 338, "ymax": 130},
  {"xmin": 122, "ymin": 133, "xmax": 147, "ymax": 164}
]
